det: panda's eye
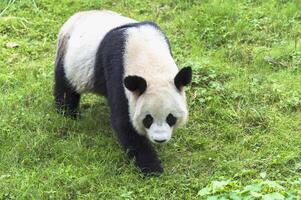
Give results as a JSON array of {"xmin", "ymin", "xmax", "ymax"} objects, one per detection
[
  {"xmin": 166, "ymin": 114, "xmax": 177, "ymax": 126},
  {"xmin": 143, "ymin": 114, "xmax": 153, "ymax": 129}
]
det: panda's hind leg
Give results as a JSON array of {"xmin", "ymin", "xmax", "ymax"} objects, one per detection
[
  {"xmin": 65, "ymin": 90, "xmax": 81, "ymax": 118},
  {"xmin": 54, "ymin": 36, "xmax": 81, "ymax": 119},
  {"xmin": 54, "ymin": 65, "xmax": 81, "ymax": 118}
]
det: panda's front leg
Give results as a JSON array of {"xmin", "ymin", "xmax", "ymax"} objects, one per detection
[
  {"xmin": 128, "ymin": 132, "xmax": 164, "ymax": 175},
  {"xmin": 113, "ymin": 119, "xmax": 163, "ymax": 175}
]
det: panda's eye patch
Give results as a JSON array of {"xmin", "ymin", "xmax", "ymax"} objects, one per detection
[
  {"xmin": 166, "ymin": 114, "xmax": 177, "ymax": 126},
  {"xmin": 143, "ymin": 114, "xmax": 153, "ymax": 129}
]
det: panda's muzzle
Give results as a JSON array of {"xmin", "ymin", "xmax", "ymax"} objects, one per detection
[{"xmin": 147, "ymin": 123, "xmax": 172, "ymax": 144}]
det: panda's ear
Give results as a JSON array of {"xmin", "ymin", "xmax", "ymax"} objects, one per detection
[
  {"xmin": 174, "ymin": 67, "xmax": 192, "ymax": 90},
  {"xmin": 124, "ymin": 75, "xmax": 147, "ymax": 95}
]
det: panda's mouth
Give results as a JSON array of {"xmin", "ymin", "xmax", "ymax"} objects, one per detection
[
  {"xmin": 154, "ymin": 139, "xmax": 166, "ymax": 143},
  {"xmin": 150, "ymin": 139, "xmax": 168, "ymax": 145}
]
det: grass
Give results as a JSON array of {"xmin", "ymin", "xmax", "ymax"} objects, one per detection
[{"xmin": 0, "ymin": 0, "xmax": 301, "ymax": 199}]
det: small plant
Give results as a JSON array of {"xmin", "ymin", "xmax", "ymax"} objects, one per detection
[{"xmin": 198, "ymin": 178, "xmax": 301, "ymax": 199}]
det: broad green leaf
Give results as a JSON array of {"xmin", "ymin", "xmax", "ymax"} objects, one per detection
[
  {"xmin": 262, "ymin": 181, "xmax": 284, "ymax": 190},
  {"xmin": 211, "ymin": 180, "xmax": 232, "ymax": 192},
  {"xmin": 207, "ymin": 195, "xmax": 219, "ymax": 200},
  {"xmin": 262, "ymin": 193, "xmax": 285, "ymax": 200},
  {"xmin": 198, "ymin": 187, "xmax": 212, "ymax": 196},
  {"xmin": 243, "ymin": 183, "xmax": 261, "ymax": 192},
  {"xmin": 260, "ymin": 172, "xmax": 267, "ymax": 179}
]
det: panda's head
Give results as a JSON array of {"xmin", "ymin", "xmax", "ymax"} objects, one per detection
[{"xmin": 124, "ymin": 67, "xmax": 192, "ymax": 144}]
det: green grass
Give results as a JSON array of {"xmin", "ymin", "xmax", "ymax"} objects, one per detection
[{"xmin": 1, "ymin": 0, "xmax": 301, "ymax": 199}]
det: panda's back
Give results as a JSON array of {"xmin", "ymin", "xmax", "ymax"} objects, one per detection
[
  {"xmin": 60, "ymin": 10, "xmax": 136, "ymax": 93},
  {"xmin": 124, "ymin": 24, "xmax": 178, "ymax": 83}
]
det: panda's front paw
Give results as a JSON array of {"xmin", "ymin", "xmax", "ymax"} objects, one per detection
[
  {"xmin": 64, "ymin": 109, "xmax": 80, "ymax": 119},
  {"xmin": 135, "ymin": 153, "xmax": 164, "ymax": 176}
]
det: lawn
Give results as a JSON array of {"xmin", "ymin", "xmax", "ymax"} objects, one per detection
[{"xmin": 1, "ymin": 0, "xmax": 301, "ymax": 199}]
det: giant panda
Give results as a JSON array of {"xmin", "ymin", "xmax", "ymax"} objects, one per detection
[{"xmin": 54, "ymin": 10, "xmax": 192, "ymax": 175}]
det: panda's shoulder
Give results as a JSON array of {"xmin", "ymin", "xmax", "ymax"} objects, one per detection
[{"xmin": 124, "ymin": 21, "xmax": 171, "ymax": 52}]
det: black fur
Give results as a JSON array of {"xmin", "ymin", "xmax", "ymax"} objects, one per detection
[
  {"xmin": 143, "ymin": 114, "xmax": 153, "ymax": 129},
  {"xmin": 174, "ymin": 67, "xmax": 192, "ymax": 90},
  {"xmin": 124, "ymin": 76, "xmax": 147, "ymax": 95},
  {"xmin": 54, "ymin": 37, "xmax": 81, "ymax": 118},
  {"xmin": 94, "ymin": 22, "xmax": 167, "ymax": 174},
  {"xmin": 166, "ymin": 114, "xmax": 177, "ymax": 127}
]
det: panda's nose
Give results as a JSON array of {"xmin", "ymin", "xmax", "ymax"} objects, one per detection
[{"xmin": 154, "ymin": 139, "xmax": 166, "ymax": 143}]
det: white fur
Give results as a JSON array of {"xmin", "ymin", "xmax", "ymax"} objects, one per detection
[
  {"xmin": 123, "ymin": 25, "xmax": 188, "ymax": 140},
  {"xmin": 60, "ymin": 10, "xmax": 136, "ymax": 93},
  {"xmin": 59, "ymin": 10, "xmax": 189, "ymax": 143}
]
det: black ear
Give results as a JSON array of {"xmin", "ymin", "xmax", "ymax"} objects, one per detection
[
  {"xmin": 174, "ymin": 67, "xmax": 192, "ymax": 90},
  {"xmin": 124, "ymin": 75, "xmax": 147, "ymax": 95}
]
